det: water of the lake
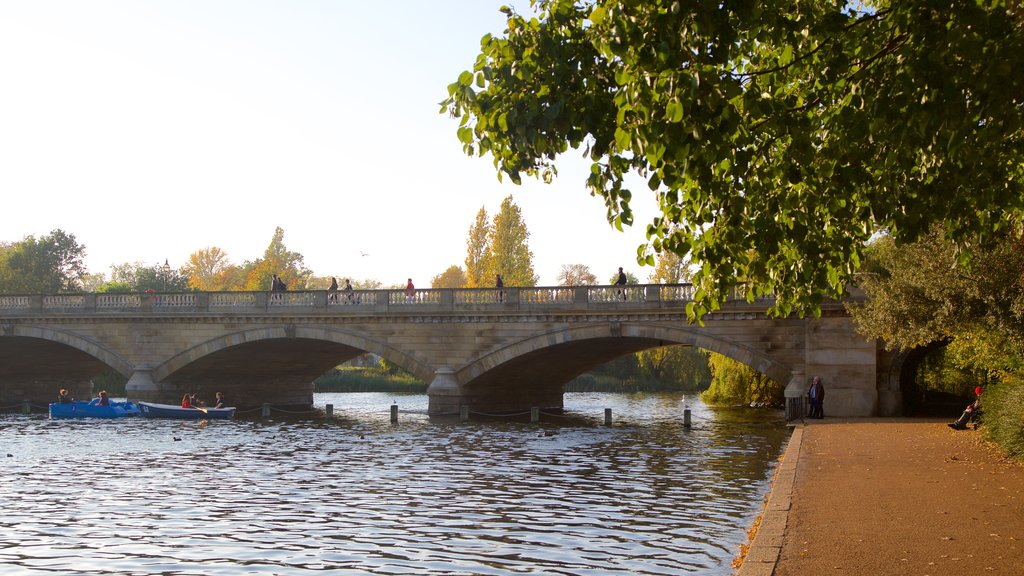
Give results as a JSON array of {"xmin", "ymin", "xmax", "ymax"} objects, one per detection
[{"xmin": 0, "ymin": 392, "xmax": 789, "ymax": 575}]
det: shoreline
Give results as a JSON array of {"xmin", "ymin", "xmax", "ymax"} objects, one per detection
[{"xmin": 734, "ymin": 423, "xmax": 803, "ymax": 576}]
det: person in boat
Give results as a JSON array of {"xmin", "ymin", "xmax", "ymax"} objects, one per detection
[
  {"xmin": 190, "ymin": 393, "xmax": 205, "ymax": 407},
  {"xmin": 95, "ymin": 390, "xmax": 110, "ymax": 406},
  {"xmin": 57, "ymin": 389, "xmax": 73, "ymax": 404},
  {"xmin": 213, "ymin": 392, "xmax": 225, "ymax": 409},
  {"xmin": 181, "ymin": 393, "xmax": 193, "ymax": 409}
]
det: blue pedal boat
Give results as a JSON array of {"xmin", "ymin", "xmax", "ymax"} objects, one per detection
[
  {"xmin": 49, "ymin": 400, "xmax": 141, "ymax": 419},
  {"xmin": 137, "ymin": 402, "xmax": 236, "ymax": 420}
]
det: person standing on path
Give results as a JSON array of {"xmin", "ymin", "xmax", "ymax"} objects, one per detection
[
  {"xmin": 807, "ymin": 376, "xmax": 825, "ymax": 419},
  {"xmin": 495, "ymin": 274, "xmax": 504, "ymax": 303}
]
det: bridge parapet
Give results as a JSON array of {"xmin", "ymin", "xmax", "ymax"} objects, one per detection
[{"xmin": 0, "ymin": 284, "xmax": 788, "ymax": 317}]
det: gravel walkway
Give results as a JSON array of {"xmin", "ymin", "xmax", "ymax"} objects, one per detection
[{"xmin": 737, "ymin": 419, "xmax": 1024, "ymax": 576}]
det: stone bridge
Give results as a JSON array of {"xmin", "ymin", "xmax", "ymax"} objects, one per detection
[{"xmin": 0, "ymin": 285, "xmax": 901, "ymax": 417}]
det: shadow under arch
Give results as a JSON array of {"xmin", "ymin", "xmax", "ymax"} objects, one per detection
[
  {"xmin": 1, "ymin": 324, "xmax": 132, "ymax": 377},
  {"xmin": 153, "ymin": 325, "xmax": 434, "ymax": 383},
  {"xmin": 457, "ymin": 322, "xmax": 791, "ymax": 389}
]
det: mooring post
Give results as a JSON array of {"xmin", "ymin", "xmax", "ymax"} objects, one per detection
[
  {"xmin": 530, "ymin": 406, "xmax": 539, "ymax": 423},
  {"xmin": 390, "ymin": 403, "xmax": 398, "ymax": 423},
  {"xmin": 325, "ymin": 403, "xmax": 333, "ymax": 419},
  {"xmin": 683, "ymin": 408, "xmax": 692, "ymax": 428},
  {"xmin": 261, "ymin": 403, "xmax": 270, "ymax": 418},
  {"xmin": 460, "ymin": 405, "xmax": 469, "ymax": 422},
  {"xmin": 604, "ymin": 408, "xmax": 612, "ymax": 426},
  {"xmin": 22, "ymin": 400, "xmax": 31, "ymax": 414}
]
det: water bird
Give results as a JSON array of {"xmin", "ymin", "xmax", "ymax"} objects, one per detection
[{"xmin": 173, "ymin": 437, "xmax": 182, "ymax": 441}]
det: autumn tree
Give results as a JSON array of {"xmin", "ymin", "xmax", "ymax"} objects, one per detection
[
  {"xmin": 487, "ymin": 195, "xmax": 538, "ymax": 286},
  {"xmin": 243, "ymin": 227, "xmax": 311, "ymax": 291},
  {"xmin": 464, "ymin": 207, "xmax": 492, "ymax": 288},
  {"xmin": 431, "ymin": 265, "xmax": 468, "ymax": 289},
  {"xmin": 648, "ymin": 250, "xmax": 690, "ymax": 284},
  {"xmin": 183, "ymin": 247, "xmax": 232, "ymax": 291},
  {"xmin": 557, "ymin": 263, "xmax": 598, "ymax": 286},
  {"xmin": 0, "ymin": 229, "xmax": 87, "ymax": 293},
  {"xmin": 444, "ymin": 1, "xmax": 1024, "ymax": 319}
]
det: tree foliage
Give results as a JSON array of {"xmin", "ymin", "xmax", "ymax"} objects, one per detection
[
  {"xmin": 102, "ymin": 261, "xmax": 189, "ymax": 293},
  {"xmin": 0, "ymin": 229, "xmax": 88, "ymax": 293},
  {"xmin": 431, "ymin": 265, "xmax": 469, "ymax": 288},
  {"xmin": 444, "ymin": 1, "xmax": 1024, "ymax": 319},
  {"xmin": 701, "ymin": 352, "xmax": 783, "ymax": 407},
  {"xmin": 243, "ymin": 227, "xmax": 311, "ymax": 291},
  {"xmin": 648, "ymin": 250, "xmax": 691, "ymax": 284},
  {"xmin": 557, "ymin": 263, "xmax": 598, "ymax": 285},
  {"xmin": 851, "ymin": 228, "xmax": 1024, "ymax": 382},
  {"xmin": 465, "ymin": 207, "xmax": 492, "ymax": 288},
  {"xmin": 488, "ymin": 195, "xmax": 538, "ymax": 286},
  {"xmin": 183, "ymin": 247, "xmax": 234, "ymax": 291}
]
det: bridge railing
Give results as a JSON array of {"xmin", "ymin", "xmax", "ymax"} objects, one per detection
[{"xmin": 0, "ymin": 284, "xmax": 784, "ymax": 316}]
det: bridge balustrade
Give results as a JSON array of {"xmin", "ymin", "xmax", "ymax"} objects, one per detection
[{"xmin": 0, "ymin": 284, "xmax": 782, "ymax": 316}]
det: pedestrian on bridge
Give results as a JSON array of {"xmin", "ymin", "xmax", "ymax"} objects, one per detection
[
  {"xmin": 328, "ymin": 277, "xmax": 339, "ymax": 303},
  {"xmin": 405, "ymin": 278, "xmax": 415, "ymax": 303},
  {"xmin": 615, "ymin": 267, "xmax": 627, "ymax": 301}
]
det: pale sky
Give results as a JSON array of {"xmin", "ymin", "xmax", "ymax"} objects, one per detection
[{"xmin": 0, "ymin": 1, "xmax": 657, "ymax": 287}]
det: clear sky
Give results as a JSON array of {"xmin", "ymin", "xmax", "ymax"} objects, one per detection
[{"xmin": 0, "ymin": 1, "xmax": 658, "ymax": 287}]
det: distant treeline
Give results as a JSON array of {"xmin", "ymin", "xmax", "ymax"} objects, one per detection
[{"xmin": 314, "ymin": 367, "xmax": 427, "ymax": 393}]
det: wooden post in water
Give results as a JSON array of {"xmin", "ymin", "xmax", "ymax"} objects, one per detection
[
  {"xmin": 22, "ymin": 400, "xmax": 30, "ymax": 414},
  {"xmin": 261, "ymin": 403, "xmax": 270, "ymax": 418},
  {"xmin": 390, "ymin": 403, "xmax": 398, "ymax": 423},
  {"xmin": 325, "ymin": 404, "xmax": 333, "ymax": 419},
  {"xmin": 460, "ymin": 405, "xmax": 469, "ymax": 422},
  {"xmin": 530, "ymin": 407, "xmax": 539, "ymax": 423},
  {"xmin": 604, "ymin": 408, "xmax": 612, "ymax": 426},
  {"xmin": 683, "ymin": 408, "xmax": 692, "ymax": 428}
]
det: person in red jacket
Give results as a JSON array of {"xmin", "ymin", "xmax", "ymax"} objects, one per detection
[
  {"xmin": 181, "ymin": 393, "xmax": 192, "ymax": 408},
  {"xmin": 948, "ymin": 386, "xmax": 983, "ymax": 430}
]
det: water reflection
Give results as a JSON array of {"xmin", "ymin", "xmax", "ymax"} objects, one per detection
[{"xmin": 0, "ymin": 393, "xmax": 788, "ymax": 575}]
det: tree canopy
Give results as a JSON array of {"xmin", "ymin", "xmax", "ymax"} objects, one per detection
[
  {"xmin": 443, "ymin": 0, "xmax": 1024, "ymax": 318},
  {"xmin": 0, "ymin": 229, "xmax": 87, "ymax": 293}
]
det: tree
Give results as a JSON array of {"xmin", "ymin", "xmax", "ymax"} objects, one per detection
[
  {"xmin": 648, "ymin": 251, "xmax": 691, "ymax": 284},
  {"xmin": 183, "ymin": 247, "xmax": 231, "ymax": 291},
  {"xmin": 557, "ymin": 263, "xmax": 598, "ymax": 286},
  {"xmin": 443, "ymin": 1, "xmax": 1024, "ymax": 319},
  {"xmin": 488, "ymin": 195, "xmax": 538, "ymax": 286},
  {"xmin": 103, "ymin": 261, "xmax": 189, "ymax": 292},
  {"xmin": 432, "ymin": 265, "xmax": 468, "ymax": 288},
  {"xmin": 0, "ymin": 229, "xmax": 87, "ymax": 293},
  {"xmin": 243, "ymin": 227, "xmax": 311, "ymax": 291},
  {"xmin": 464, "ymin": 207, "xmax": 492, "ymax": 288},
  {"xmin": 701, "ymin": 352, "xmax": 783, "ymax": 407},
  {"xmin": 851, "ymin": 228, "xmax": 1024, "ymax": 380}
]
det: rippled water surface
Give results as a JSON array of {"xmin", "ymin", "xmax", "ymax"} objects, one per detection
[{"xmin": 0, "ymin": 393, "xmax": 789, "ymax": 575}]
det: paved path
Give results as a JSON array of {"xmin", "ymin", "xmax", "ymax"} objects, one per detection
[{"xmin": 737, "ymin": 419, "xmax": 1024, "ymax": 576}]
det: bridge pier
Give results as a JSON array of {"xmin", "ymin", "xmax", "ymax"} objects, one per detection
[
  {"xmin": 125, "ymin": 369, "xmax": 161, "ymax": 402},
  {"xmin": 784, "ymin": 366, "xmax": 806, "ymax": 421},
  {"xmin": 426, "ymin": 367, "xmax": 460, "ymax": 416}
]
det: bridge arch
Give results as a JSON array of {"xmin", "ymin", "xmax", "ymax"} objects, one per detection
[
  {"xmin": 0, "ymin": 325, "xmax": 133, "ymax": 376},
  {"xmin": 154, "ymin": 325, "xmax": 434, "ymax": 383},
  {"xmin": 457, "ymin": 322, "xmax": 791, "ymax": 388}
]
